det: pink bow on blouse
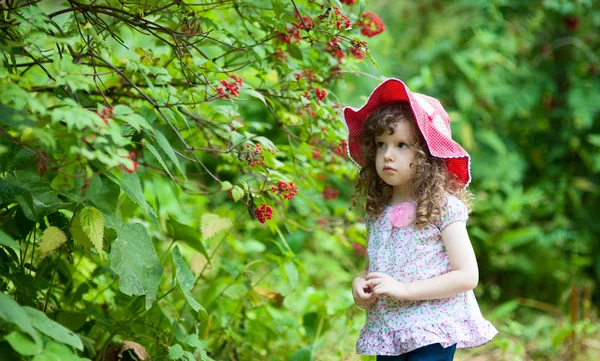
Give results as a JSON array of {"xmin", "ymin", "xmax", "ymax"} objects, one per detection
[{"xmin": 388, "ymin": 202, "xmax": 416, "ymax": 228}]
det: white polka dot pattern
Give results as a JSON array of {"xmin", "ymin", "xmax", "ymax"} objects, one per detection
[
  {"xmin": 413, "ymin": 94, "xmax": 435, "ymax": 115},
  {"xmin": 433, "ymin": 114, "xmax": 451, "ymax": 137}
]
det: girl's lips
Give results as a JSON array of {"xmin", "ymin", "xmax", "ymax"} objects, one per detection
[{"xmin": 383, "ymin": 167, "xmax": 396, "ymax": 174}]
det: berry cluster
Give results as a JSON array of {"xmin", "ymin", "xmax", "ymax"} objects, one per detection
[
  {"xmin": 359, "ymin": 11, "xmax": 386, "ymax": 37},
  {"xmin": 294, "ymin": 69, "xmax": 316, "ymax": 82},
  {"xmin": 563, "ymin": 17, "xmax": 580, "ymax": 32},
  {"xmin": 326, "ymin": 37, "xmax": 345, "ymax": 61},
  {"xmin": 256, "ymin": 203, "xmax": 274, "ymax": 223},
  {"xmin": 242, "ymin": 143, "xmax": 266, "ymax": 167},
  {"xmin": 300, "ymin": 87, "xmax": 327, "ymax": 103},
  {"xmin": 352, "ymin": 242, "xmax": 366, "ymax": 256},
  {"xmin": 315, "ymin": 88, "xmax": 327, "ymax": 101},
  {"xmin": 316, "ymin": 217, "xmax": 329, "ymax": 227},
  {"xmin": 322, "ymin": 184, "xmax": 339, "ymax": 200},
  {"xmin": 271, "ymin": 181, "xmax": 298, "ymax": 200},
  {"xmin": 216, "ymin": 74, "xmax": 243, "ymax": 99},
  {"xmin": 312, "ymin": 148, "xmax": 322, "ymax": 159},
  {"xmin": 275, "ymin": 28, "xmax": 301, "ymax": 44},
  {"xmin": 276, "ymin": 12, "xmax": 313, "ymax": 44},
  {"xmin": 333, "ymin": 139, "xmax": 348, "ymax": 158},
  {"xmin": 340, "ymin": 0, "xmax": 356, "ymax": 4},
  {"xmin": 119, "ymin": 151, "xmax": 139, "ymax": 174},
  {"xmin": 273, "ymin": 49, "xmax": 287, "ymax": 63},
  {"xmin": 349, "ymin": 40, "xmax": 368, "ymax": 60},
  {"xmin": 294, "ymin": 11, "xmax": 313, "ymax": 30},
  {"xmin": 96, "ymin": 106, "xmax": 115, "ymax": 124},
  {"xmin": 332, "ymin": 6, "xmax": 352, "ymax": 30}
]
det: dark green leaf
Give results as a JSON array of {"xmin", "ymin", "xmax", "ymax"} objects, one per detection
[
  {"xmin": 23, "ymin": 307, "xmax": 83, "ymax": 351},
  {"xmin": 105, "ymin": 215, "xmax": 163, "ymax": 309},
  {"xmin": 0, "ymin": 293, "xmax": 40, "ymax": 345}
]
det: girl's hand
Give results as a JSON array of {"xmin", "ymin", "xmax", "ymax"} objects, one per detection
[
  {"xmin": 352, "ymin": 276, "xmax": 377, "ymax": 309},
  {"xmin": 365, "ymin": 272, "xmax": 408, "ymax": 300}
]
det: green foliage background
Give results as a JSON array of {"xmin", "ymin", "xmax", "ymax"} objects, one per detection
[{"xmin": 0, "ymin": 0, "xmax": 599, "ymax": 360}]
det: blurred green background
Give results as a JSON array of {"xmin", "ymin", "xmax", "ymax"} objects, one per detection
[{"xmin": 1, "ymin": 0, "xmax": 599, "ymax": 360}]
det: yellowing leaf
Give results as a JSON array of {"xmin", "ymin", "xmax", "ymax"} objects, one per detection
[
  {"xmin": 70, "ymin": 213, "xmax": 92, "ymax": 250},
  {"xmin": 39, "ymin": 226, "xmax": 67, "ymax": 258},
  {"xmin": 71, "ymin": 208, "xmax": 104, "ymax": 258},
  {"xmin": 79, "ymin": 207, "xmax": 104, "ymax": 257},
  {"xmin": 200, "ymin": 214, "xmax": 232, "ymax": 240}
]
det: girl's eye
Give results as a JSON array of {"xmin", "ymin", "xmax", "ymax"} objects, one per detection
[
  {"xmin": 376, "ymin": 142, "xmax": 385, "ymax": 148},
  {"xmin": 398, "ymin": 143, "xmax": 408, "ymax": 149}
]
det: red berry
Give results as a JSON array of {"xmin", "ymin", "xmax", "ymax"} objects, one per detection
[
  {"xmin": 359, "ymin": 11, "xmax": 386, "ymax": 37},
  {"xmin": 256, "ymin": 203, "xmax": 274, "ymax": 223}
]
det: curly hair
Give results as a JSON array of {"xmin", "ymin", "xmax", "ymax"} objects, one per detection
[{"xmin": 352, "ymin": 101, "xmax": 472, "ymax": 228}]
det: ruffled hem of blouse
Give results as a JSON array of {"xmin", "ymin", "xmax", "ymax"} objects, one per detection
[{"xmin": 356, "ymin": 318, "xmax": 498, "ymax": 356}]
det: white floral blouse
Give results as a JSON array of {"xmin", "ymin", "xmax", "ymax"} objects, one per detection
[{"xmin": 357, "ymin": 194, "xmax": 498, "ymax": 356}]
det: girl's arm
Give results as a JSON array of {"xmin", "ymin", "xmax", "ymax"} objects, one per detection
[
  {"xmin": 367, "ymin": 221, "xmax": 479, "ymax": 300},
  {"xmin": 403, "ymin": 221, "xmax": 478, "ymax": 300}
]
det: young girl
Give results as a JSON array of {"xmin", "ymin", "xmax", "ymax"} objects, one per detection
[{"xmin": 344, "ymin": 79, "xmax": 498, "ymax": 360}]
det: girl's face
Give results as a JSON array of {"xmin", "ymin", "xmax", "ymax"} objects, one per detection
[{"xmin": 375, "ymin": 121, "xmax": 417, "ymax": 190}]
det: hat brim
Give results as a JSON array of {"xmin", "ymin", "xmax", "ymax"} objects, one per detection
[{"xmin": 343, "ymin": 78, "xmax": 471, "ymax": 188}]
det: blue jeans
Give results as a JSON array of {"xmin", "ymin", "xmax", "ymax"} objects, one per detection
[{"xmin": 376, "ymin": 343, "xmax": 457, "ymax": 361}]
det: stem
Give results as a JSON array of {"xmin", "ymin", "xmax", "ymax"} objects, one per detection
[
  {"xmin": 160, "ymin": 238, "xmax": 176, "ymax": 265},
  {"xmin": 309, "ymin": 315, "xmax": 325, "ymax": 361},
  {"xmin": 44, "ymin": 264, "xmax": 58, "ymax": 313},
  {"xmin": 29, "ymin": 226, "xmax": 36, "ymax": 274}
]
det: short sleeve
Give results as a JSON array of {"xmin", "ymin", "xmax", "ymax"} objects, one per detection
[{"xmin": 438, "ymin": 194, "xmax": 469, "ymax": 230}]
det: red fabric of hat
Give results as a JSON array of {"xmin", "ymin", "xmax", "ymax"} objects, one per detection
[{"xmin": 343, "ymin": 78, "xmax": 471, "ymax": 188}]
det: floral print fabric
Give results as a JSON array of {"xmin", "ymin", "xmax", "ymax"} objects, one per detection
[{"xmin": 357, "ymin": 194, "xmax": 498, "ymax": 356}]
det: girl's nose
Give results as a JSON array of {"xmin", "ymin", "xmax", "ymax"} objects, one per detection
[{"xmin": 384, "ymin": 149, "xmax": 394, "ymax": 161}]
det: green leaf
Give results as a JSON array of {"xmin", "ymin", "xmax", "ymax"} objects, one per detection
[
  {"xmin": 168, "ymin": 344, "xmax": 184, "ymax": 360},
  {"xmin": 172, "ymin": 246, "xmax": 194, "ymax": 291},
  {"xmin": 85, "ymin": 176, "xmax": 120, "ymax": 215},
  {"xmin": 588, "ymin": 134, "xmax": 600, "ymax": 147},
  {"xmin": 365, "ymin": 50, "xmax": 380, "ymax": 70},
  {"xmin": 39, "ymin": 226, "xmax": 67, "ymax": 258},
  {"xmin": 0, "ymin": 229, "xmax": 20, "ymax": 250},
  {"xmin": 55, "ymin": 311, "xmax": 87, "ymax": 332},
  {"xmin": 244, "ymin": 89, "xmax": 267, "ymax": 106},
  {"xmin": 113, "ymin": 170, "xmax": 158, "ymax": 225},
  {"xmin": 146, "ymin": 142, "xmax": 174, "ymax": 180},
  {"xmin": 0, "ymin": 178, "xmax": 26, "ymax": 203},
  {"xmin": 288, "ymin": 44, "xmax": 303, "ymax": 60},
  {"xmin": 220, "ymin": 181, "xmax": 233, "ymax": 191},
  {"xmin": 4, "ymin": 331, "xmax": 43, "ymax": 356},
  {"xmin": 7, "ymin": 173, "xmax": 66, "ymax": 222},
  {"xmin": 105, "ymin": 215, "xmax": 163, "ymax": 310},
  {"xmin": 282, "ymin": 261, "xmax": 299, "ymax": 290},
  {"xmin": 167, "ymin": 219, "xmax": 210, "ymax": 264},
  {"xmin": 231, "ymin": 186, "xmax": 244, "ymax": 202},
  {"xmin": 289, "ymin": 346, "xmax": 312, "ymax": 361},
  {"xmin": 116, "ymin": 113, "xmax": 152, "ymax": 131},
  {"xmin": 0, "ymin": 293, "xmax": 40, "ymax": 345},
  {"xmin": 172, "ymin": 246, "xmax": 205, "ymax": 314},
  {"xmin": 183, "ymin": 351, "xmax": 196, "ymax": 361},
  {"xmin": 498, "ymin": 226, "xmax": 543, "ymax": 249},
  {"xmin": 32, "ymin": 342, "xmax": 84, "ymax": 361},
  {"xmin": 70, "ymin": 212, "xmax": 93, "ymax": 250},
  {"xmin": 200, "ymin": 213, "xmax": 233, "ymax": 240},
  {"xmin": 23, "ymin": 307, "xmax": 83, "ymax": 351},
  {"xmin": 155, "ymin": 130, "xmax": 185, "ymax": 178}
]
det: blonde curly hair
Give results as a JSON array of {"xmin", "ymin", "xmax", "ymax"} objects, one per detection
[{"xmin": 352, "ymin": 101, "xmax": 472, "ymax": 228}]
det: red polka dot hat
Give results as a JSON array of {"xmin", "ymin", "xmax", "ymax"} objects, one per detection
[{"xmin": 343, "ymin": 78, "xmax": 471, "ymax": 188}]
